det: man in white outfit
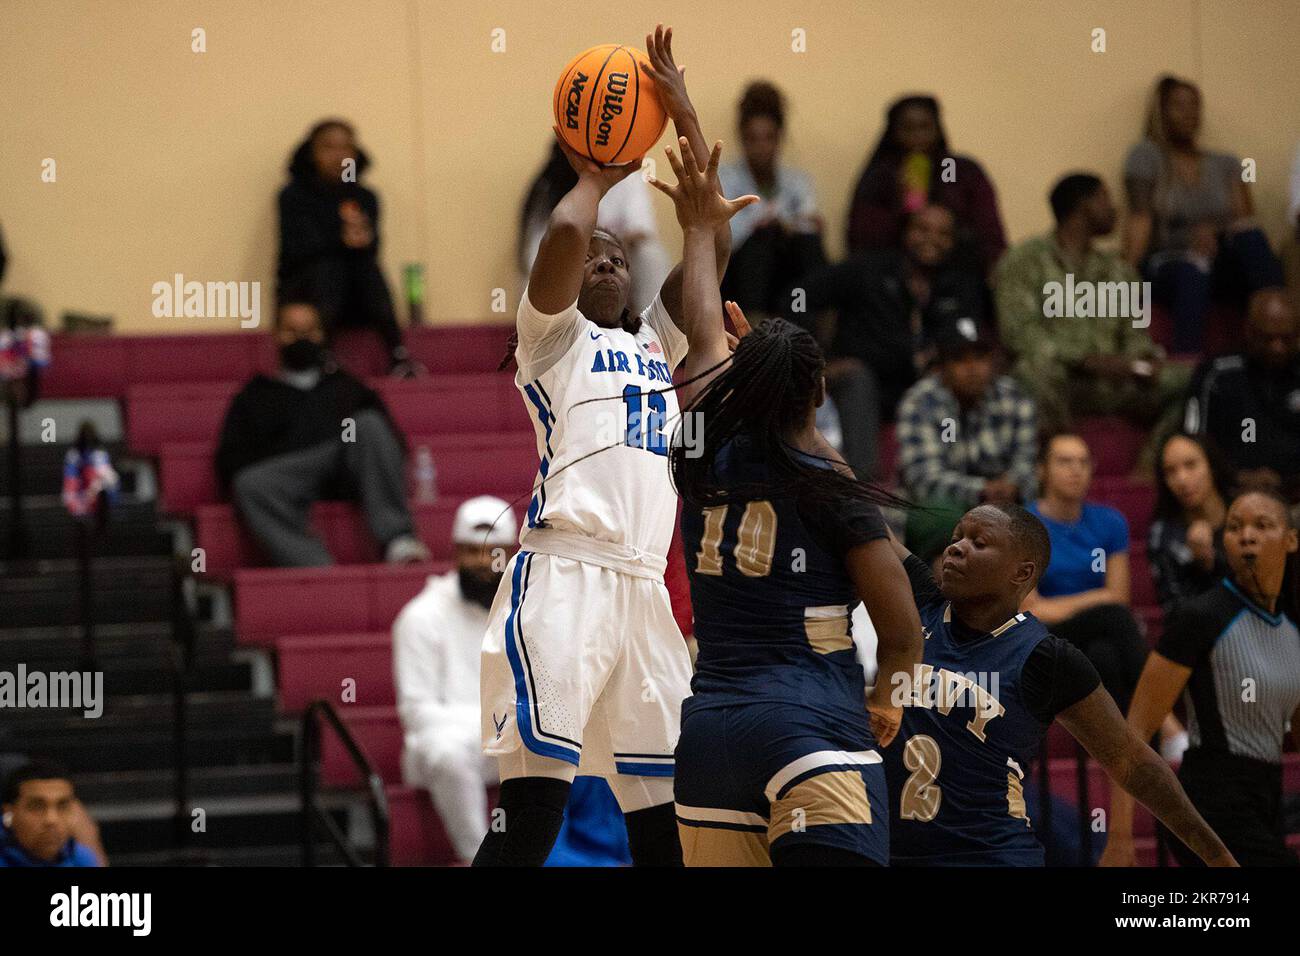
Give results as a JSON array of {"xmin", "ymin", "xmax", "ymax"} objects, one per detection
[{"xmin": 393, "ymin": 496, "xmax": 516, "ymax": 863}]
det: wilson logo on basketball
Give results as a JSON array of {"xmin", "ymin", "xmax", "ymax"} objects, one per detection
[
  {"xmin": 564, "ymin": 71, "xmax": 588, "ymax": 130},
  {"xmin": 594, "ymin": 72, "xmax": 629, "ymax": 148}
]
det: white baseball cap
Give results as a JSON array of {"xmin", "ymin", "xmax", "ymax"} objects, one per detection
[{"xmin": 452, "ymin": 495, "xmax": 517, "ymax": 547}]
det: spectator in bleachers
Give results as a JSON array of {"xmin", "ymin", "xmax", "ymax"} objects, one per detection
[
  {"xmin": 215, "ymin": 296, "xmax": 429, "ymax": 567},
  {"xmin": 519, "ymin": 141, "xmax": 671, "ymax": 315},
  {"xmin": 1, "ymin": 761, "xmax": 104, "ymax": 867},
  {"xmin": 846, "ymin": 95, "xmax": 1006, "ymax": 274},
  {"xmin": 1103, "ymin": 489, "xmax": 1300, "ymax": 867},
  {"xmin": 717, "ymin": 80, "xmax": 826, "ymax": 319},
  {"xmin": 996, "ymin": 172, "xmax": 1188, "ymax": 445},
  {"xmin": 1122, "ymin": 76, "xmax": 1283, "ymax": 354},
  {"xmin": 393, "ymin": 496, "xmax": 514, "ymax": 864},
  {"xmin": 896, "ymin": 317, "xmax": 1036, "ymax": 562},
  {"xmin": 1025, "ymin": 432, "xmax": 1187, "ymax": 756},
  {"xmin": 1149, "ymin": 433, "xmax": 1232, "ymax": 615},
  {"xmin": 1183, "ymin": 288, "xmax": 1300, "ymax": 502},
  {"xmin": 791, "ymin": 202, "xmax": 986, "ymax": 479},
  {"xmin": 278, "ymin": 119, "xmax": 419, "ymax": 378}
]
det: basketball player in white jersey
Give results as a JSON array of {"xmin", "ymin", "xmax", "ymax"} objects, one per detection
[{"xmin": 474, "ymin": 26, "xmax": 756, "ymax": 866}]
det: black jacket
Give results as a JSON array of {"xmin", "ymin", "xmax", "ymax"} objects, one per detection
[
  {"xmin": 788, "ymin": 249, "xmax": 988, "ymax": 409},
  {"xmin": 215, "ymin": 370, "xmax": 400, "ymax": 491},
  {"xmin": 277, "ymin": 137, "xmax": 381, "ymax": 284}
]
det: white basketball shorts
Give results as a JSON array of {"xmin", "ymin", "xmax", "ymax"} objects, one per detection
[{"xmin": 481, "ymin": 548, "xmax": 691, "ymax": 779}]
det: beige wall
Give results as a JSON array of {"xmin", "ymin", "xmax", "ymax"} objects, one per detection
[{"xmin": 2, "ymin": 0, "xmax": 1297, "ymax": 334}]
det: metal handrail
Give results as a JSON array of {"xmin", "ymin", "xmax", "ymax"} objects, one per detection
[{"xmin": 299, "ymin": 699, "xmax": 390, "ymax": 867}]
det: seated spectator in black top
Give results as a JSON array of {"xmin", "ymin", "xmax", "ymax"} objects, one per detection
[
  {"xmin": 215, "ymin": 296, "xmax": 429, "ymax": 567},
  {"xmin": 846, "ymin": 95, "xmax": 1006, "ymax": 274},
  {"xmin": 717, "ymin": 81, "xmax": 826, "ymax": 320},
  {"xmin": 1, "ymin": 761, "xmax": 104, "ymax": 867},
  {"xmin": 1149, "ymin": 433, "xmax": 1232, "ymax": 614},
  {"xmin": 1184, "ymin": 288, "xmax": 1300, "ymax": 502},
  {"xmin": 791, "ymin": 203, "xmax": 986, "ymax": 478},
  {"xmin": 278, "ymin": 119, "xmax": 418, "ymax": 377}
]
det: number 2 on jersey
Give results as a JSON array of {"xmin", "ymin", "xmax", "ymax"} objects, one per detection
[
  {"xmin": 622, "ymin": 385, "xmax": 667, "ymax": 457},
  {"xmin": 899, "ymin": 734, "xmax": 942, "ymax": 822}
]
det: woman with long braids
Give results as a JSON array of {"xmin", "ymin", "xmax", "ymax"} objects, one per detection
[
  {"xmin": 1102, "ymin": 489, "xmax": 1300, "ymax": 866},
  {"xmin": 647, "ymin": 133, "xmax": 925, "ymax": 866}
]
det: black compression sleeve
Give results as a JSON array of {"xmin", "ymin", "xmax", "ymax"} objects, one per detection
[
  {"xmin": 902, "ymin": 553, "xmax": 945, "ymax": 611},
  {"xmin": 1020, "ymin": 636, "xmax": 1103, "ymax": 724}
]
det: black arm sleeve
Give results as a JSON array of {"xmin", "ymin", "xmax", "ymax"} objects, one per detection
[
  {"xmin": 796, "ymin": 494, "xmax": 888, "ymax": 561},
  {"xmin": 1020, "ymin": 636, "xmax": 1103, "ymax": 724},
  {"xmin": 901, "ymin": 553, "xmax": 945, "ymax": 611}
]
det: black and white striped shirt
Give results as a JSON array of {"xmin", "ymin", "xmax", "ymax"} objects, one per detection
[{"xmin": 1158, "ymin": 578, "xmax": 1300, "ymax": 764}]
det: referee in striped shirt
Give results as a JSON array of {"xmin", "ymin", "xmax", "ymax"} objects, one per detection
[{"xmin": 1103, "ymin": 489, "xmax": 1300, "ymax": 866}]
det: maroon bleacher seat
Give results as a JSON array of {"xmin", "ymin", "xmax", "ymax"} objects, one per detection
[
  {"xmin": 235, "ymin": 562, "xmax": 449, "ymax": 645},
  {"xmin": 43, "ymin": 324, "xmax": 515, "ymax": 399},
  {"xmin": 1075, "ymin": 417, "xmax": 1145, "ymax": 477},
  {"xmin": 406, "ymin": 325, "xmax": 514, "ymax": 375},
  {"xmin": 127, "ymin": 382, "xmax": 239, "ymax": 456},
  {"xmin": 196, "ymin": 498, "xmax": 528, "ymax": 579},
  {"xmin": 1091, "ymin": 476, "xmax": 1155, "ymax": 544},
  {"xmin": 161, "ymin": 427, "xmax": 537, "ymax": 516},
  {"xmin": 321, "ymin": 706, "xmax": 402, "ymax": 785},
  {"xmin": 278, "ymin": 632, "xmax": 394, "ymax": 712}
]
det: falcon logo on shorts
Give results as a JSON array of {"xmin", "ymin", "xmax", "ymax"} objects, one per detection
[{"xmin": 493, "ymin": 712, "xmax": 508, "ymax": 740}]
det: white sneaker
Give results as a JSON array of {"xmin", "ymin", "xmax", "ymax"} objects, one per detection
[{"xmin": 385, "ymin": 535, "xmax": 430, "ymax": 564}]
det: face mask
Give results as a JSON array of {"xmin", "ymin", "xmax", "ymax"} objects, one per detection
[
  {"xmin": 280, "ymin": 339, "xmax": 324, "ymax": 371},
  {"xmin": 458, "ymin": 567, "xmax": 501, "ymax": 609}
]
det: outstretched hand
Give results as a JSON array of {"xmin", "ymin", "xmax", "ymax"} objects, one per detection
[
  {"xmin": 643, "ymin": 24, "xmax": 693, "ymax": 134},
  {"xmin": 647, "ymin": 136, "xmax": 757, "ymax": 231}
]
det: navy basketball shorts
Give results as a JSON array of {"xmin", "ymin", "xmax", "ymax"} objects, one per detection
[{"xmin": 673, "ymin": 698, "xmax": 888, "ymax": 866}]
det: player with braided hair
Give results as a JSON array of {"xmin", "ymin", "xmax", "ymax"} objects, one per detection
[{"xmin": 649, "ymin": 133, "xmax": 925, "ymax": 866}]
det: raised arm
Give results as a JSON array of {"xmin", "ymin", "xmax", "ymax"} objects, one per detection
[
  {"xmin": 643, "ymin": 24, "xmax": 733, "ymax": 331},
  {"xmin": 648, "ymin": 137, "xmax": 756, "ymax": 406},
  {"xmin": 1058, "ymin": 682, "xmax": 1234, "ymax": 866},
  {"xmin": 525, "ymin": 131, "xmax": 639, "ymax": 316}
]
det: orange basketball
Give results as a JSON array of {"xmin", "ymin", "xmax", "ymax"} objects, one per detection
[{"xmin": 553, "ymin": 44, "xmax": 668, "ymax": 166}]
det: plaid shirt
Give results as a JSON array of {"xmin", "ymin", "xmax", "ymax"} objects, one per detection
[{"xmin": 896, "ymin": 373, "xmax": 1038, "ymax": 506}]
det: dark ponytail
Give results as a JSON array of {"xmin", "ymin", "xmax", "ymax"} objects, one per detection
[{"xmin": 669, "ymin": 318, "xmax": 909, "ymax": 513}]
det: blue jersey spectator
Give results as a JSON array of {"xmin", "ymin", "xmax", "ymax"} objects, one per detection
[{"xmin": 1027, "ymin": 434, "xmax": 1187, "ymax": 755}]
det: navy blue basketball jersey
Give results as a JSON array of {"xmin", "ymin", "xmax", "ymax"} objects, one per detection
[
  {"xmin": 883, "ymin": 560, "xmax": 1054, "ymax": 866},
  {"xmin": 680, "ymin": 436, "xmax": 888, "ymax": 725}
]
